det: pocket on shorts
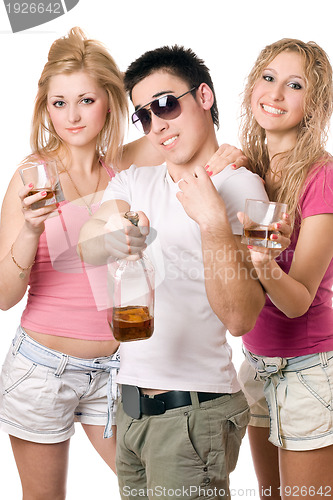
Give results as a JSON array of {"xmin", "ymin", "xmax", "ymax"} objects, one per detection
[
  {"xmin": 296, "ymin": 365, "xmax": 333, "ymax": 411},
  {"xmin": 183, "ymin": 409, "xmax": 211, "ymax": 465},
  {"xmin": 223, "ymin": 406, "xmax": 250, "ymax": 474},
  {"xmin": 278, "ymin": 363, "xmax": 333, "ymax": 439},
  {"xmin": 1, "ymin": 352, "xmax": 37, "ymax": 395},
  {"xmin": 227, "ymin": 406, "xmax": 250, "ymax": 432}
]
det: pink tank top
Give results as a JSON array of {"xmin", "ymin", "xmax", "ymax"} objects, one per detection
[{"xmin": 21, "ymin": 163, "xmax": 115, "ymax": 341}]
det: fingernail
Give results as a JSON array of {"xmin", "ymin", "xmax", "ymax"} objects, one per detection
[
  {"xmin": 247, "ymin": 245, "xmax": 253, "ymax": 249},
  {"xmin": 204, "ymin": 164, "xmax": 210, "ymax": 170},
  {"xmin": 28, "ymin": 183, "xmax": 33, "ymax": 188},
  {"xmin": 231, "ymin": 164, "xmax": 237, "ymax": 169},
  {"xmin": 41, "ymin": 191, "xmax": 47, "ymax": 197},
  {"xmin": 271, "ymin": 234, "xmax": 278, "ymax": 240},
  {"xmin": 206, "ymin": 170, "xmax": 213, "ymax": 176},
  {"xmin": 57, "ymin": 209, "xmax": 62, "ymax": 214},
  {"xmin": 275, "ymin": 223, "xmax": 281, "ymax": 229},
  {"xmin": 284, "ymin": 213, "xmax": 289, "ymax": 219}
]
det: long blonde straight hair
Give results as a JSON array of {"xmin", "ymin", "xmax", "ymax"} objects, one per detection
[
  {"xmin": 27, "ymin": 27, "xmax": 128, "ymax": 167},
  {"xmin": 240, "ymin": 38, "xmax": 333, "ymax": 223}
]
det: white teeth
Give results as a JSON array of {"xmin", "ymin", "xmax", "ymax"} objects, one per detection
[
  {"xmin": 262, "ymin": 104, "xmax": 286, "ymax": 115},
  {"xmin": 163, "ymin": 136, "xmax": 178, "ymax": 146}
]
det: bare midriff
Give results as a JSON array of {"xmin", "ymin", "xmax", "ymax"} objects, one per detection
[{"xmin": 24, "ymin": 328, "xmax": 119, "ymax": 359}]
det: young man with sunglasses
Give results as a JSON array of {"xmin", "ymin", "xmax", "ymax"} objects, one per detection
[{"xmin": 79, "ymin": 46, "xmax": 270, "ymax": 499}]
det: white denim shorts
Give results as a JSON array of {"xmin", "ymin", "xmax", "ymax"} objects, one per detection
[
  {"xmin": 0, "ymin": 327, "xmax": 120, "ymax": 443},
  {"xmin": 238, "ymin": 349, "xmax": 333, "ymax": 451}
]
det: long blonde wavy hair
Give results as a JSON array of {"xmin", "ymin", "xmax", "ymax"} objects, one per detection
[
  {"xmin": 26, "ymin": 27, "xmax": 128, "ymax": 167},
  {"xmin": 240, "ymin": 38, "xmax": 333, "ymax": 223}
]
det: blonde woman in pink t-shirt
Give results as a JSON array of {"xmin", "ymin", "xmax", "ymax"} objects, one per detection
[{"xmin": 236, "ymin": 40, "xmax": 333, "ymax": 499}]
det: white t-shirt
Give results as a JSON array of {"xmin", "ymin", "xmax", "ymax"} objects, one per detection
[{"xmin": 102, "ymin": 163, "xmax": 268, "ymax": 393}]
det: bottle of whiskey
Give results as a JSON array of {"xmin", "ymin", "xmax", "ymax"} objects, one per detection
[{"xmin": 107, "ymin": 211, "xmax": 155, "ymax": 342}]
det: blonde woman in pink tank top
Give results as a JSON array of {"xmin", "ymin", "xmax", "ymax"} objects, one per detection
[{"xmin": 0, "ymin": 26, "xmax": 163, "ymax": 498}]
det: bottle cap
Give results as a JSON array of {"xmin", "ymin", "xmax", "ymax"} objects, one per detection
[{"xmin": 124, "ymin": 211, "xmax": 139, "ymax": 227}]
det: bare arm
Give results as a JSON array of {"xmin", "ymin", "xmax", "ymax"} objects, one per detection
[
  {"xmin": 78, "ymin": 199, "xmax": 149, "ymax": 266},
  {"xmin": 201, "ymin": 229, "xmax": 265, "ymax": 336},
  {"xmin": 0, "ymin": 169, "xmax": 57, "ymax": 310},
  {"xmin": 249, "ymin": 213, "xmax": 333, "ymax": 318},
  {"xmin": 177, "ymin": 166, "xmax": 265, "ymax": 336}
]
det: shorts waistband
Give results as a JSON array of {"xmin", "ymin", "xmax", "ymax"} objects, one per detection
[
  {"xmin": 243, "ymin": 348, "xmax": 333, "ymax": 447},
  {"xmin": 14, "ymin": 326, "xmax": 120, "ymax": 376},
  {"xmin": 243, "ymin": 347, "xmax": 333, "ymax": 379},
  {"xmin": 14, "ymin": 326, "xmax": 120, "ymax": 439}
]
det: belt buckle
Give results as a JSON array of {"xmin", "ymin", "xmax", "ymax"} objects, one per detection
[{"xmin": 122, "ymin": 384, "xmax": 141, "ymax": 419}]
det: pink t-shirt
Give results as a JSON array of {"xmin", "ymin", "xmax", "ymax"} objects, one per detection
[
  {"xmin": 243, "ymin": 162, "xmax": 333, "ymax": 357},
  {"xmin": 21, "ymin": 163, "xmax": 115, "ymax": 341}
]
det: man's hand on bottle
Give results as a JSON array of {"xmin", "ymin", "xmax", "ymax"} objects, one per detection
[{"xmin": 103, "ymin": 211, "xmax": 149, "ymax": 259}]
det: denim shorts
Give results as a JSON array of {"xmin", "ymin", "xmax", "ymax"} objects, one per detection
[
  {"xmin": 238, "ymin": 348, "xmax": 333, "ymax": 451},
  {"xmin": 0, "ymin": 327, "xmax": 120, "ymax": 443}
]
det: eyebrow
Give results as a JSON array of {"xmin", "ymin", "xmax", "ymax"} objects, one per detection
[
  {"xmin": 264, "ymin": 68, "xmax": 305, "ymax": 81},
  {"xmin": 134, "ymin": 90, "xmax": 174, "ymax": 111},
  {"xmin": 289, "ymin": 75, "xmax": 304, "ymax": 81},
  {"xmin": 49, "ymin": 91, "xmax": 96, "ymax": 99}
]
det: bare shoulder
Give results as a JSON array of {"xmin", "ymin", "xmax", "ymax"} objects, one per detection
[{"xmin": 1, "ymin": 168, "xmax": 24, "ymax": 213}]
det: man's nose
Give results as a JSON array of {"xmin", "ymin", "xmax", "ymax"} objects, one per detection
[{"xmin": 150, "ymin": 113, "xmax": 168, "ymax": 134}]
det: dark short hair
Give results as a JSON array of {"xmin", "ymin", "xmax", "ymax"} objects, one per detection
[{"xmin": 124, "ymin": 45, "xmax": 219, "ymax": 128}]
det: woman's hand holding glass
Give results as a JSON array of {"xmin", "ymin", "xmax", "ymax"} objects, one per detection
[
  {"xmin": 239, "ymin": 211, "xmax": 292, "ymax": 267},
  {"xmin": 19, "ymin": 182, "xmax": 58, "ymax": 236}
]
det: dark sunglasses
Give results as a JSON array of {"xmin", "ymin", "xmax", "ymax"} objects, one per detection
[{"xmin": 132, "ymin": 86, "xmax": 197, "ymax": 135}]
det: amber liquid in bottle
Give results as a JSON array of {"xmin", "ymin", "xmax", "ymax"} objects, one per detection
[{"xmin": 111, "ymin": 305, "xmax": 154, "ymax": 342}]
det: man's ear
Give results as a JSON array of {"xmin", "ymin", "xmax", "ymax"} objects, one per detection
[{"xmin": 196, "ymin": 83, "xmax": 214, "ymax": 111}]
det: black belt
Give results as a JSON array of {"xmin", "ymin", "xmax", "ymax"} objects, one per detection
[{"xmin": 121, "ymin": 385, "xmax": 227, "ymax": 419}]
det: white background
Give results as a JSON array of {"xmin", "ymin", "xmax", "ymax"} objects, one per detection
[{"xmin": 0, "ymin": 0, "xmax": 332, "ymax": 498}]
